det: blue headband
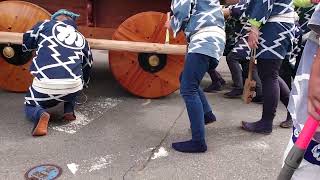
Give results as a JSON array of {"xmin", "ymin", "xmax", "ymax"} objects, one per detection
[{"xmin": 51, "ymin": 9, "xmax": 80, "ymax": 21}]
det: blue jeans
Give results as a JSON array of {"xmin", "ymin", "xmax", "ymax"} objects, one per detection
[
  {"xmin": 25, "ymin": 88, "xmax": 78, "ymax": 124},
  {"xmin": 25, "ymin": 99, "xmax": 76, "ymax": 124},
  {"xmin": 180, "ymin": 53, "xmax": 218, "ymax": 142}
]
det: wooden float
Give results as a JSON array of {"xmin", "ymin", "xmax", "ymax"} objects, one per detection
[{"xmin": 0, "ymin": 0, "xmax": 233, "ymax": 98}]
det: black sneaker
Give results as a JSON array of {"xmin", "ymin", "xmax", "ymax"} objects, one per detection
[
  {"xmin": 172, "ymin": 140, "xmax": 207, "ymax": 153},
  {"xmin": 280, "ymin": 119, "xmax": 293, "ymax": 128},
  {"xmin": 224, "ymin": 89, "xmax": 243, "ymax": 98},
  {"xmin": 204, "ymin": 82, "xmax": 222, "ymax": 92},
  {"xmin": 241, "ymin": 120, "xmax": 272, "ymax": 135},
  {"xmin": 219, "ymin": 78, "xmax": 226, "ymax": 86},
  {"xmin": 204, "ymin": 111, "xmax": 216, "ymax": 125},
  {"xmin": 252, "ymin": 96, "xmax": 264, "ymax": 104}
]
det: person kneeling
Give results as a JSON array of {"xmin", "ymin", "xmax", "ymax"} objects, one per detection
[{"xmin": 23, "ymin": 9, "xmax": 93, "ymax": 136}]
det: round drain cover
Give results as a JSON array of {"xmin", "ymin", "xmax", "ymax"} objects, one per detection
[{"xmin": 25, "ymin": 164, "xmax": 62, "ymax": 180}]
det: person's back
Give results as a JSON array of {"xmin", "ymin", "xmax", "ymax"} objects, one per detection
[
  {"xmin": 23, "ymin": 18, "xmax": 91, "ymax": 85},
  {"xmin": 185, "ymin": 0, "xmax": 225, "ymax": 35},
  {"xmin": 23, "ymin": 9, "xmax": 93, "ymax": 137},
  {"xmin": 245, "ymin": 0, "xmax": 294, "ymax": 25}
]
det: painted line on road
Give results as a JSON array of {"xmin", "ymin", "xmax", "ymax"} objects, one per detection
[
  {"xmin": 52, "ymin": 111, "xmax": 91, "ymax": 134},
  {"xmin": 52, "ymin": 97, "xmax": 123, "ymax": 134},
  {"xmin": 67, "ymin": 163, "xmax": 79, "ymax": 175},
  {"xmin": 238, "ymin": 141, "xmax": 271, "ymax": 151},
  {"xmin": 67, "ymin": 154, "xmax": 115, "ymax": 175},
  {"xmin": 142, "ymin": 99, "xmax": 151, "ymax": 106},
  {"xmin": 251, "ymin": 141, "xmax": 270, "ymax": 150},
  {"xmin": 151, "ymin": 147, "xmax": 169, "ymax": 160}
]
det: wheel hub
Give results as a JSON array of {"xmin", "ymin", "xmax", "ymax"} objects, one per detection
[
  {"xmin": 3, "ymin": 46, "xmax": 15, "ymax": 58},
  {"xmin": 0, "ymin": 44, "xmax": 32, "ymax": 66},
  {"xmin": 138, "ymin": 53, "xmax": 167, "ymax": 73}
]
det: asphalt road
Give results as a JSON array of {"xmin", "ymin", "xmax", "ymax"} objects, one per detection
[{"xmin": 0, "ymin": 51, "xmax": 291, "ymax": 180}]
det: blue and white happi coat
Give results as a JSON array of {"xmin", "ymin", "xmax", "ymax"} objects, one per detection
[
  {"xmin": 23, "ymin": 19, "xmax": 93, "ymax": 107},
  {"xmin": 228, "ymin": 0, "xmax": 253, "ymax": 57},
  {"xmin": 287, "ymin": 5, "xmax": 320, "ymax": 166},
  {"xmin": 290, "ymin": 5, "xmax": 316, "ymax": 64},
  {"xmin": 296, "ymin": 5, "xmax": 316, "ymax": 34},
  {"xmin": 224, "ymin": 0, "xmax": 251, "ymax": 55},
  {"xmin": 170, "ymin": 0, "xmax": 226, "ymax": 61},
  {"xmin": 236, "ymin": 0, "xmax": 295, "ymax": 60},
  {"xmin": 288, "ymin": 21, "xmax": 303, "ymax": 66}
]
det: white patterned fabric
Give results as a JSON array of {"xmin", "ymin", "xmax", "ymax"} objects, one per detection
[
  {"xmin": 288, "ymin": 5, "xmax": 320, "ymax": 129},
  {"xmin": 22, "ymin": 19, "xmax": 93, "ymax": 88},
  {"xmin": 170, "ymin": 0, "xmax": 226, "ymax": 60},
  {"xmin": 235, "ymin": 0, "xmax": 295, "ymax": 60},
  {"xmin": 22, "ymin": 19, "xmax": 93, "ymax": 104},
  {"xmin": 285, "ymin": 4, "xmax": 320, "ymax": 172}
]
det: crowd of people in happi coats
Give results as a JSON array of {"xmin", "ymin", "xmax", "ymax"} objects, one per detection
[{"xmin": 21, "ymin": 0, "xmax": 320, "ymax": 179}]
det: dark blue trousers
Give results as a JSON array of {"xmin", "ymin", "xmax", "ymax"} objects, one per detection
[
  {"xmin": 180, "ymin": 53, "xmax": 218, "ymax": 142},
  {"xmin": 25, "ymin": 87, "xmax": 78, "ymax": 124}
]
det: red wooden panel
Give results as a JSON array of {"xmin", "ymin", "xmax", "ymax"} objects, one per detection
[
  {"xmin": 93, "ymin": 0, "xmax": 171, "ymax": 28},
  {"xmin": 78, "ymin": 26, "xmax": 114, "ymax": 39},
  {"xmin": 4, "ymin": 0, "xmax": 89, "ymax": 25},
  {"xmin": 2, "ymin": 0, "xmax": 172, "ymax": 28}
]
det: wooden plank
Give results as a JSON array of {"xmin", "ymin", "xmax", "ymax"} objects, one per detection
[{"xmin": 0, "ymin": 31, "xmax": 187, "ymax": 55}]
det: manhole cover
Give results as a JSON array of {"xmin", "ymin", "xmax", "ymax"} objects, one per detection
[{"xmin": 25, "ymin": 164, "xmax": 62, "ymax": 180}]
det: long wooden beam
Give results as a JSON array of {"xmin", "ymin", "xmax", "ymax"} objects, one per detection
[{"xmin": 0, "ymin": 31, "xmax": 187, "ymax": 55}]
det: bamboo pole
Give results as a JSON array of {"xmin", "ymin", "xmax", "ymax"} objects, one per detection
[{"xmin": 0, "ymin": 31, "xmax": 187, "ymax": 55}]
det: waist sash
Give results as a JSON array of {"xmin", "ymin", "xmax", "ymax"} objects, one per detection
[{"xmin": 268, "ymin": 12, "xmax": 295, "ymax": 24}]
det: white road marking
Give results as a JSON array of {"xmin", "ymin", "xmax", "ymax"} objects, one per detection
[
  {"xmin": 67, "ymin": 154, "xmax": 114, "ymax": 175},
  {"xmin": 67, "ymin": 163, "xmax": 79, "ymax": 175},
  {"xmin": 151, "ymin": 147, "xmax": 169, "ymax": 160},
  {"xmin": 88, "ymin": 155, "xmax": 113, "ymax": 172},
  {"xmin": 141, "ymin": 147, "xmax": 155, "ymax": 154},
  {"xmin": 142, "ymin": 99, "xmax": 151, "ymax": 106},
  {"xmin": 251, "ymin": 141, "xmax": 270, "ymax": 150},
  {"xmin": 52, "ymin": 111, "xmax": 90, "ymax": 134},
  {"xmin": 239, "ymin": 141, "xmax": 271, "ymax": 151},
  {"xmin": 52, "ymin": 97, "xmax": 122, "ymax": 134}
]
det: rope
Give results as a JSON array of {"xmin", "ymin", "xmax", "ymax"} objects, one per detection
[{"xmin": 75, "ymin": 90, "xmax": 88, "ymax": 105}]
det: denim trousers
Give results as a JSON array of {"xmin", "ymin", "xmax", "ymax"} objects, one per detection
[
  {"xmin": 25, "ymin": 87, "xmax": 78, "ymax": 124},
  {"xmin": 180, "ymin": 53, "xmax": 218, "ymax": 142}
]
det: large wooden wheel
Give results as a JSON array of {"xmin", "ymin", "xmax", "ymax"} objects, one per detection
[
  {"xmin": 109, "ymin": 12, "xmax": 186, "ymax": 98},
  {"xmin": 0, "ymin": 1, "xmax": 50, "ymax": 92}
]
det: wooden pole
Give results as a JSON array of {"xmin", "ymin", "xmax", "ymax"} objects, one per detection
[{"xmin": 0, "ymin": 31, "xmax": 187, "ymax": 55}]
